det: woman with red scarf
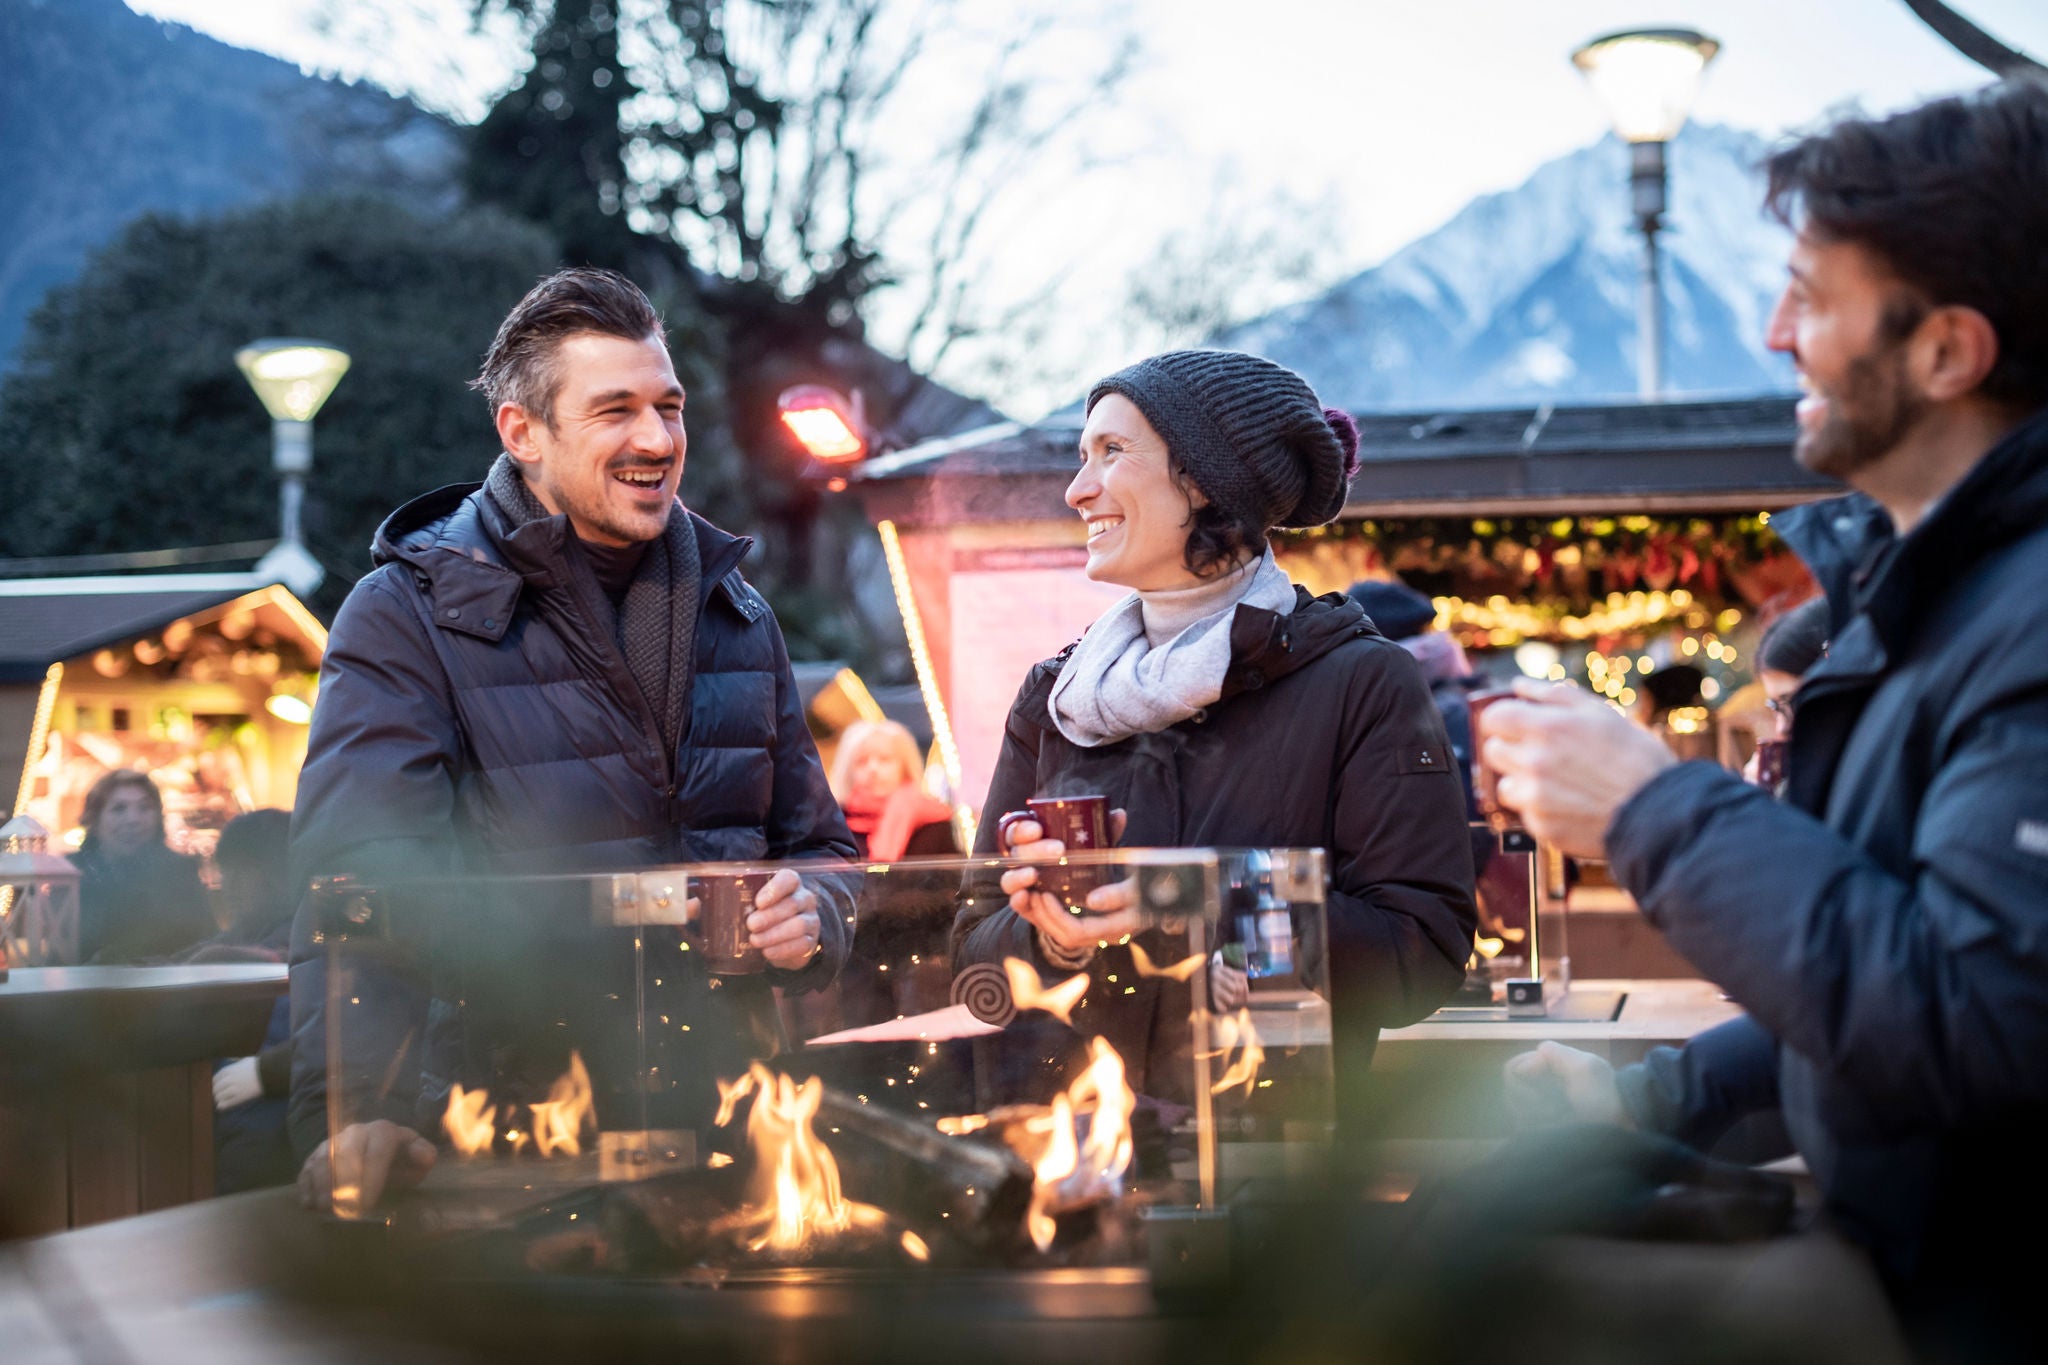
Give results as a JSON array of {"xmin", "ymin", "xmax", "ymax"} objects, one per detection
[
  {"xmin": 828, "ymin": 720, "xmax": 959, "ymax": 1023},
  {"xmin": 829, "ymin": 720, "xmax": 956, "ymax": 862}
]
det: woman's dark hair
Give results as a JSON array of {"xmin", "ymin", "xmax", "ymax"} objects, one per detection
[
  {"xmin": 1759, "ymin": 596, "xmax": 1831, "ymax": 678},
  {"xmin": 79, "ymin": 769, "xmax": 164, "ymax": 854},
  {"xmin": 1764, "ymin": 78, "xmax": 2048, "ymax": 410},
  {"xmin": 1170, "ymin": 454, "xmax": 1271, "ymax": 580},
  {"xmin": 470, "ymin": 267, "xmax": 665, "ymax": 427}
]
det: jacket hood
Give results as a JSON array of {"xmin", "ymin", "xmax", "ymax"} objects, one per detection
[
  {"xmin": 367, "ymin": 480, "xmax": 755, "ymax": 644},
  {"xmin": 1773, "ymin": 404, "xmax": 2048, "ymax": 647},
  {"xmin": 1219, "ymin": 586, "xmax": 1374, "ymax": 699}
]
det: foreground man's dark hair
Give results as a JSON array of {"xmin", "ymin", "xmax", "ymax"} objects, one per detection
[
  {"xmin": 470, "ymin": 267, "xmax": 664, "ymax": 427},
  {"xmin": 1764, "ymin": 77, "xmax": 2048, "ymax": 411}
]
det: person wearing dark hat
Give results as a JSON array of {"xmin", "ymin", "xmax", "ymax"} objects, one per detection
[{"xmin": 953, "ymin": 349, "xmax": 1477, "ymax": 1133}]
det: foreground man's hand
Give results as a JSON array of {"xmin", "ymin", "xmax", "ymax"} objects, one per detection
[
  {"xmin": 748, "ymin": 868, "xmax": 823, "ymax": 969},
  {"xmin": 1478, "ymin": 679, "xmax": 1677, "ymax": 859},
  {"xmin": 998, "ymin": 811, "xmax": 1139, "ymax": 959},
  {"xmin": 298, "ymin": 1119, "xmax": 436, "ymax": 1216},
  {"xmin": 1503, "ymin": 1041, "xmax": 1632, "ymax": 1129}
]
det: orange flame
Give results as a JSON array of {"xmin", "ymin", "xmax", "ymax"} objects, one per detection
[
  {"xmin": 1129, "ymin": 941, "xmax": 1204, "ymax": 982},
  {"xmin": 714, "ymin": 1070, "xmax": 759, "ymax": 1128},
  {"xmin": 529, "ymin": 1051, "xmax": 595, "ymax": 1158},
  {"xmin": 1026, "ymin": 1094, "xmax": 1080, "ymax": 1252},
  {"xmin": 444, "ymin": 1083, "xmax": 497, "ymax": 1158},
  {"xmin": 935, "ymin": 1114, "xmax": 990, "ymax": 1136},
  {"xmin": 1208, "ymin": 1009, "xmax": 1266, "ymax": 1097},
  {"xmin": 1024, "ymin": 1036, "xmax": 1135, "ymax": 1252},
  {"xmin": 713, "ymin": 1062, "xmax": 890, "ymax": 1255},
  {"xmin": 900, "ymin": 1230, "xmax": 931, "ymax": 1262},
  {"xmin": 1002, "ymin": 956, "xmax": 1090, "ymax": 1026}
]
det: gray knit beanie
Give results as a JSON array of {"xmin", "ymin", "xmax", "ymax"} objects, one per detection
[{"xmin": 1086, "ymin": 349, "xmax": 1361, "ymax": 530}]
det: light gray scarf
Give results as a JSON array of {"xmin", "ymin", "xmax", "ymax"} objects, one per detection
[{"xmin": 1049, "ymin": 553, "xmax": 1296, "ymax": 747}]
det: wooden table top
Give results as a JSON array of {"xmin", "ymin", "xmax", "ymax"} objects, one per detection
[
  {"xmin": 0, "ymin": 965, "xmax": 286, "ymax": 1080},
  {"xmin": 0, "ymin": 963, "xmax": 287, "ymax": 999},
  {"xmin": 1384, "ymin": 978, "xmax": 1741, "ymax": 1047}
]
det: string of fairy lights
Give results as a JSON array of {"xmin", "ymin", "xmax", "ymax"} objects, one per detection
[{"xmin": 1277, "ymin": 512, "xmax": 1793, "ymax": 706}]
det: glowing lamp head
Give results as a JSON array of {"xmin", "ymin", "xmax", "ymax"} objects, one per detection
[
  {"xmin": 236, "ymin": 339, "xmax": 351, "ymax": 423},
  {"xmin": 1571, "ymin": 28, "xmax": 1720, "ymax": 144},
  {"xmin": 777, "ymin": 384, "xmax": 867, "ymax": 464}
]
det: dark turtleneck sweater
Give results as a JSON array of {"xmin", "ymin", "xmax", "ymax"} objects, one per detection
[{"xmin": 576, "ymin": 535, "xmax": 650, "ymax": 611}]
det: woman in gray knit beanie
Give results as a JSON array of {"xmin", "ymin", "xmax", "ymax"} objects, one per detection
[{"xmin": 953, "ymin": 350, "xmax": 1477, "ymax": 1129}]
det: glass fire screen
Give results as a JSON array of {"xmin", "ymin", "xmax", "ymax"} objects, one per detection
[{"xmin": 313, "ymin": 847, "xmax": 1332, "ymax": 1273}]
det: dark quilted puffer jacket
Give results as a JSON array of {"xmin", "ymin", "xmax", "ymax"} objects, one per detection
[{"xmin": 285, "ymin": 481, "xmax": 857, "ymax": 1157}]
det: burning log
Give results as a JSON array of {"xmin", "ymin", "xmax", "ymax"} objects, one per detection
[{"xmin": 812, "ymin": 1085, "xmax": 1032, "ymax": 1246}]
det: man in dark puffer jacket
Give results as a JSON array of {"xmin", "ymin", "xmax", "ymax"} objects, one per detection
[
  {"xmin": 1483, "ymin": 83, "xmax": 2048, "ymax": 1360},
  {"xmin": 289, "ymin": 269, "xmax": 857, "ymax": 1214}
]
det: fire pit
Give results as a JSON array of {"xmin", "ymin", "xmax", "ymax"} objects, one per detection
[{"xmin": 311, "ymin": 847, "xmax": 1333, "ymax": 1290}]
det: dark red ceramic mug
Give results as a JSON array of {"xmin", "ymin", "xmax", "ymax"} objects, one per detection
[
  {"xmin": 997, "ymin": 794, "xmax": 1112, "ymax": 908},
  {"xmin": 698, "ymin": 872, "xmax": 768, "ymax": 975},
  {"xmin": 1752, "ymin": 738, "xmax": 1788, "ymax": 795},
  {"xmin": 1466, "ymin": 687, "xmax": 1521, "ymax": 830}
]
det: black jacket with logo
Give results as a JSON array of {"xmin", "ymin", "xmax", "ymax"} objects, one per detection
[{"xmin": 953, "ymin": 587, "xmax": 1476, "ymax": 1120}]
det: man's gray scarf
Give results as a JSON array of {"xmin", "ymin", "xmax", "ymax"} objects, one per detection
[
  {"xmin": 1049, "ymin": 553, "xmax": 1295, "ymax": 747},
  {"xmin": 485, "ymin": 455, "xmax": 701, "ymax": 759}
]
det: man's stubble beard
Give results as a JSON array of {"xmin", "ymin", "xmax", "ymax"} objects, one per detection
[{"xmin": 1795, "ymin": 326, "xmax": 1931, "ymax": 481}]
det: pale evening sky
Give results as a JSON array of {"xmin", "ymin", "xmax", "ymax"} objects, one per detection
[{"xmin": 122, "ymin": 1, "xmax": 2048, "ymax": 412}]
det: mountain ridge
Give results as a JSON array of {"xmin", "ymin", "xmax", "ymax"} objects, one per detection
[
  {"xmin": 1220, "ymin": 122, "xmax": 1796, "ymax": 411},
  {"xmin": 0, "ymin": 0, "xmax": 459, "ymax": 370}
]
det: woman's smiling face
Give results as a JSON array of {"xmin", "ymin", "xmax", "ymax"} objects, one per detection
[{"xmin": 1067, "ymin": 394, "xmax": 1209, "ymax": 592}]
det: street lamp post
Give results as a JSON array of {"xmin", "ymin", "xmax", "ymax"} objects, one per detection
[
  {"xmin": 1571, "ymin": 28, "xmax": 1720, "ymax": 400},
  {"xmin": 235, "ymin": 338, "xmax": 350, "ymax": 598}
]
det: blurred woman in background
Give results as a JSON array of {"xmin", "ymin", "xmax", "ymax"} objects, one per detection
[
  {"xmin": 72, "ymin": 769, "xmax": 212, "ymax": 963},
  {"xmin": 826, "ymin": 719, "xmax": 959, "ymax": 1025},
  {"xmin": 828, "ymin": 719, "xmax": 956, "ymax": 862}
]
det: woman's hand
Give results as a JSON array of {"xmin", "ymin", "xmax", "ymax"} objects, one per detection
[
  {"xmin": 998, "ymin": 811, "xmax": 1138, "ymax": 960},
  {"xmin": 748, "ymin": 869, "xmax": 823, "ymax": 969}
]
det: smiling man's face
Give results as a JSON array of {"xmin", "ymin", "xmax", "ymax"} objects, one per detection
[
  {"xmin": 1766, "ymin": 232, "xmax": 1931, "ymax": 482},
  {"xmin": 500, "ymin": 331, "xmax": 687, "ymax": 546}
]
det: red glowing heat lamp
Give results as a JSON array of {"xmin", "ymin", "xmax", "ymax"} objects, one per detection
[{"xmin": 777, "ymin": 384, "xmax": 867, "ymax": 464}]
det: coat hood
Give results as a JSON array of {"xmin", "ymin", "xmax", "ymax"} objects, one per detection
[
  {"xmin": 366, "ymin": 480, "xmax": 755, "ymax": 645},
  {"xmin": 1772, "ymin": 404, "xmax": 2048, "ymax": 648}
]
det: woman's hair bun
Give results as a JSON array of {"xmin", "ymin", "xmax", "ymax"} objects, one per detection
[{"xmin": 1324, "ymin": 407, "xmax": 1361, "ymax": 483}]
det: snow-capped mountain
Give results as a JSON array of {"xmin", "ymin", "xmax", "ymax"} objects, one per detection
[{"xmin": 1220, "ymin": 123, "xmax": 1797, "ymax": 410}]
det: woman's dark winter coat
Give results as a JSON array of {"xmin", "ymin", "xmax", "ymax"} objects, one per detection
[
  {"xmin": 74, "ymin": 842, "xmax": 213, "ymax": 963},
  {"xmin": 286, "ymin": 482, "xmax": 856, "ymax": 1158},
  {"xmin": 954, "ymin": 587, "xmax": 1476, "ymax": 1122}
]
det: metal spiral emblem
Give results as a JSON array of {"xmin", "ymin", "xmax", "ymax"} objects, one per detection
[{"xmin": 950, "ymin": 961, "xmax": 1015, "ymax": 1027}]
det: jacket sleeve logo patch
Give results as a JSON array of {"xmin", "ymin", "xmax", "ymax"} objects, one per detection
[
  {"xmin": 2016, "ymin": 819, "xmax": 2048, "ymax": 857},
  {"xmin": 1396, "ymin": 744, "xmax": 1449, "ymax": 776}
]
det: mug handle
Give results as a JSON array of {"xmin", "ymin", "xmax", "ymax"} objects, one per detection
[{"xmin": 995, "ymin": 809, "xmax": 1036, "ymax": 854}]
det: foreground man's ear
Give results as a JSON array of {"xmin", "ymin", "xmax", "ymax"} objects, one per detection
[{"xmin": 1912, "ymin": 304, "xmax": 2001, "ymax": 404}]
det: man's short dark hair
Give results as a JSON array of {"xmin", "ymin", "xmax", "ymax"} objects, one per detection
[
  {"xmin": 471, "ymin": 268, "xmax": 664, "ymax": 428},
  {"xmin": 1763, "ymin": 78, "xmax": 2048, "ymax": 411}
]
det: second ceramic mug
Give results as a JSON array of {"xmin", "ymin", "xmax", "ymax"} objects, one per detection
[
  {"xmin": 997, "ymin": 794, "xmax": 1112, "ymax": 908},
  {"xmin": 1465, "ymin": 687, "xmax": 1520, "ymax": 829},
  {"xmin": 698, "ymin": 873, "xmax": 768, "ymax": 975},
  {"xmin": 1752, "ymin": 738, "xmax": 1789, "ymax": 795}
]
